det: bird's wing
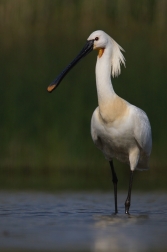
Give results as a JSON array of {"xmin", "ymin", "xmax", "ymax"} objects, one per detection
[{"xmin": 132, "ymin": 106, "xmax": 152, "ymax": 155}]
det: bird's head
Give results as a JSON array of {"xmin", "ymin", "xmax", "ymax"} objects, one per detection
[
  {"xmin": 87, "ymin": 30, "xmax": 109, "ymax": 57},
  {"xmin": 88, "ymin": 30, "xmax": 125, "ymax": 77},
  {"xmin": 88, "ymin": 30, "xmax": 109, "ymax": 48}
]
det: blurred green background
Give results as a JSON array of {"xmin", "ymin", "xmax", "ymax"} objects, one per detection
[{"xmin": 0, "ymin": 0, "xmax": 167, "ymax": 191}]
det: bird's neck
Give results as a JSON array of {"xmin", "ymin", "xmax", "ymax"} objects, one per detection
[{"xmin": 95, "ymin": 49, "xmax": 116, "ymax": 110}]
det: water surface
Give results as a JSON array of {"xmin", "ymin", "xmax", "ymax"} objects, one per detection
[{"xmin": 0, "ymin": 191, "xmax": 166, "ymax": 252}]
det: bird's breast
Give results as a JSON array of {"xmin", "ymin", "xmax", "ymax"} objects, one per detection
[
  {"xmin": 91, "ymin": 106, "xmax": 136, "ymax": 162},
  {"xmin": 99, "ymin": 95, "xmax": 129, "ymax": 123}
]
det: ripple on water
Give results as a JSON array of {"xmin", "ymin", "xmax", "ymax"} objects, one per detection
[{"xmin": 0, "ymin": 191, "xmax": 167, "ymax": 251}]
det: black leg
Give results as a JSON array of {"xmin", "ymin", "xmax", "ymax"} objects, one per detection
[
  {"xmin": 125, "ymin": 170, "xmax": 134, "ymax": 214},
  {"xmin": 109, "ymin": 160, "xmax": 118, "ymax": 214}
]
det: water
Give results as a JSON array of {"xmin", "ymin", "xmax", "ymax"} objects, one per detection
[{"xmin": 0, "ymin": 191, "xmax": 167, "ymax": 252}]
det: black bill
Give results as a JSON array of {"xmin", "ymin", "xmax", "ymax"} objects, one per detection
[{"xmin": 47, "ymin": 39, "xmax": 94, "ymax": 93}]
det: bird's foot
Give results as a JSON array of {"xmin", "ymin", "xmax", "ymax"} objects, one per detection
[
  {"xmin": 125, "ymin": 199, "xmax": 130, "ymax": 214},
  {"xmin": 125, "ymin": 209, "xmax": 130, "ymax": 215}
]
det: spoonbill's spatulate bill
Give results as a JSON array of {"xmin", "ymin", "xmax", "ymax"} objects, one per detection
[{"xmin": 47, "ymin": 30, "xmax": 152, "ymax": 214}]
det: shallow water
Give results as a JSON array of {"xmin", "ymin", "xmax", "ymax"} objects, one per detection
[{"xmin": 0, "ymin": 191, "xmax": 167, "ymax": 252}]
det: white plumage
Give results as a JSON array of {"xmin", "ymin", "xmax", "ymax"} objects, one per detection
[
  {"xmin": 90, "ymin": 31, "xmax": 152, "ymax": 171},
  {"xmin": 48, "ymin": 30, "xmax": 152, "ymax": 214}
]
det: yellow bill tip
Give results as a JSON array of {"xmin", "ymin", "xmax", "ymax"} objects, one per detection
[{"xmin": 47, "ymin": 84, "xmax": 56, "ymax": 93}]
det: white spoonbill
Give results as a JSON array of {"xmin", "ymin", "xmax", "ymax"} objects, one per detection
[{"xmin": 47, "ymin": 30, "xmax": 152, "ymax": 214}]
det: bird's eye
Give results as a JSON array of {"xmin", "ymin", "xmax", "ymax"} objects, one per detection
[{"xmin": 95, "ymin": 37, "xmax": 99, "ymax": 41}]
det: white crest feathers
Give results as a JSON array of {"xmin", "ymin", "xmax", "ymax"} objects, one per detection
[{"xmin": 110, "ymin": 38, "xmax": 126, "ymax": 78}]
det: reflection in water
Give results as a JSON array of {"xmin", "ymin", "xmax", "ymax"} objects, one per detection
[
  {"xmin": 94, "ymin": 213, "xmax": 149, "ymax": 227},
  {"xmin": 92, "ymin": 193, "xmax": 167, "ymax": 252},
  {"xmin": 0, "ymin": 191, "xmax": 166, "ymax": 252},
  {"xmin": 93, "ymin": 214, "xmax": 150, "ymax": 252}
]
